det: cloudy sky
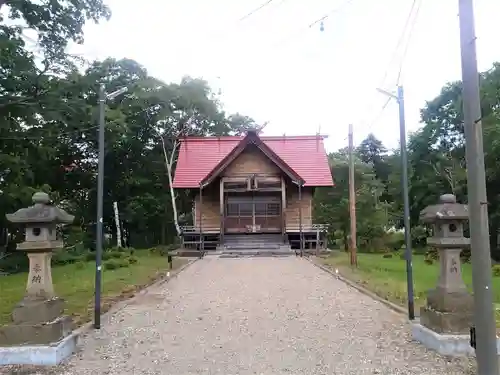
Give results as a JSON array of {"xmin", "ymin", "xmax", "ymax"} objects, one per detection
[{"xmin": 69, "ymin": 0, "xmax": 500, "ymax": 152}]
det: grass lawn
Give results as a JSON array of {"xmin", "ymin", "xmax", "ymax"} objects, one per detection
[
  {"xmin": 320, "ymin": 251, "xmax": 500, "ymax": 326},
  {"xmin": 0, "ymin": 251, "xmax": 187, "ymax": 327}
]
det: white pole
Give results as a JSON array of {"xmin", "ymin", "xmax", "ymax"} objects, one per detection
[{"xmin": 113, "ymin": 201, "xmax": 122, "ymax": 248}]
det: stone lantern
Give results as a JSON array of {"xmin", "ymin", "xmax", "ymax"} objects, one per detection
[
  {"xmin": 412, "ymin": 193, "xmax": 475, "ymax": 355},
  {"xmin": 0, "ymin": 192, "xmax": 76, "ymax": 359}
]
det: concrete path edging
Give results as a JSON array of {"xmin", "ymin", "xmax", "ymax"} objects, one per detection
[
  {"xmin": 73, "ymin": 257, "xmax": 199, "ymax": 337},
  {"xmin": 304, "ymin": 256, "xmax": 409, "ymax": 317}
]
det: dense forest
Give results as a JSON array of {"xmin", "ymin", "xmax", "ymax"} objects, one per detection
[
  {"xmin": 0, "ymin": 0, "xmax": 261, "ymax": 272},
  {"xmin": 2, "ymin": 0, "xmax": 500, "ymax": 273}
]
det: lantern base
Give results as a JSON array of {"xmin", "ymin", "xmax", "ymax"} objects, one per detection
[
  {"xmin": 426, "ymin": 287, "xmax": 474, "ymax": 313},
  {"xmin": 420, "ymin": 305, "xmax": 472, "ymax": 334},
  {"xmin": 12, "ymin": 297, "xmax": 64, "ymax": 325},
  {"xmin": 0, "ymin": 315, "xmax": 73, "ymax": 346},
  {"xmin": 0, "ymin": 330, "xmax": 79, "ymax": 366}
]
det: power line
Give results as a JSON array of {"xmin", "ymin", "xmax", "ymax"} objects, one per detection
[
  {"xmin": 355, "ymin": 96, "xmax": 393, "ymax": 137},
  {"xmin": 368, "ymin": 97, "xmax": 392, "ymax": 130},
  {"xmin": 355, "ymin": 0, "xmax": 423, "ymax": 138},
  {"xmin": 307, "ymin": 0, "xmax": 356, "ymax": 29},
  {"xmin": 272, "ymin": 0, "xmax": 357, "ymax": 49},
  {"xmin": 379, "ymin": 0, "xmax": 422, "ymax": 87},
  {"xmin": 395, "ymin": 0, "xmax": 422, "ymax": 84},
  {"xmin": 239, "ymin": 0, "xmax": 275, "ymax": 22},
  {"xmin": 191, "ymin": 0, "xmax": 288, "ymax": 54}
]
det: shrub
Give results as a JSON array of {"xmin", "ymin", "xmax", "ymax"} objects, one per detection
[
  {"xmin": 102, "ymin": 252, "xmax": 112, "ymax": 261},
  {"xmin": 103, "ymin": 258, "xmax": 130, "ymax": 270},
  {"xmin": 382, "ymin": 253, "xmax": 393, "ymax": 258},
  {"xmin": 85, "ymin": 251, "xmax": 96, "ymax": 261},
  {"xmin": 425, "ymin": 248, "xmax": 439, "ymax": 260},
  {"xmin": 461, "ymin": 248, "xmax": 471, "ymax": 263},
  {"xmin": 103, "ymin": 259, "xmax": 119, "ymax": 270},
  {"xmin": 386, "ymin": 231, "xmax": 405, "ymax": 251},
  {"xmin": 159, "ymin": 248, "xmax": 169, "ymax": 256},
  {"xmin": 411, "ymin": 225, "xmax": 428, "ymax": 248},
  {"xmin": 127, "ymin": 256, "xmax": 138, "ymax": 264},
  {"xmin": 107, "ymin": 246, "xmax": 133, "ymax": 253},
  {"xmin": 86, "ymin": 249, "xmax": 128, "ymax": 261},
  {"xmin": 424, "ymin": 258, "xmax": 434, "ymax": 265},
  {"xmin": 393, "ymin": 250, "xmax": 405, "ymax": 260},
  {"xmin": 493, "ymin": 265, "xmax": 500, "ymax": 277},
  {"xmin": 109, "ymin": 251, "xmax": 123, "ymax": 259},
  {"xmin": 0, "ymin": 252, "xmax": 29, "ymax": 274},
  {"xmin": 150, "ymin": 244, "xmax": 177, "ymax": 256},
  {"xmin": 413, "ymin": 247, "xmax": 428, "ymax": 255},
  {"xmin": 102, "ymin": 251, "xmax": 125, "ymax": 261},
  {"xmin": 52, "ymin": 251, "xmax": 84, "ymax": 266},
  {"xmin": 117, "ymin": 258, "xmax": 131, "ymax": 268},
  {"xmin": 148, "ymin": 247, "xmax": 160, "ymax": 255}
]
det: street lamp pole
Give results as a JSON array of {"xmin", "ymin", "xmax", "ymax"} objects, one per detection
[
  {"xmin": 376, "ymin": 86, "xmax": 415, "ymax": 321},
  {"xmin": 94, "ymin": 84, "xmax": 128, "ymax": 330}
]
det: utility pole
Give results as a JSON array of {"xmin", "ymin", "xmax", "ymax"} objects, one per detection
[
  {"xmin": 377, "ymin": 85, "xmax": 415, "ymax": 320},
  {"xmin": 348, "ymin": 124, "xmax": 357, "ymax": 266},
  {"xmin": 94, "ymin": 84, "xmax": 128, "ymax": 330},
  {"xmin": 94, "ymin": 83, "xmax": 105, "ymax": 330},
  {"xmin": 397, "ymin": 85, "xmax": 415, "ymax": 321},
  {"xmin": 458, "ymin": 0, "xmax": 499, "ymax": 373}
]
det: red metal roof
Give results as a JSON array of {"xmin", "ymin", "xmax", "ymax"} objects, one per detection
[{"xmin": 172, "ymin": 135, "xmax": 334, "ymax": 188}]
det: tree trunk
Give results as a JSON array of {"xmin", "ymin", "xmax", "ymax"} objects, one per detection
[{"xmin": 161, "ymin": 137, "xmax": 181, "ymax": 237}]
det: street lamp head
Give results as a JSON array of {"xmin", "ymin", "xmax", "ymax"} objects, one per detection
[{"xmin": 106, "ymin": 87, "xmax": 128, "ymax": 100}]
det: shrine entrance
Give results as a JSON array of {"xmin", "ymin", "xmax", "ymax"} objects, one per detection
[{"xmin": 224, "ymin": 194, "xmax": 282, "ymax": 234}]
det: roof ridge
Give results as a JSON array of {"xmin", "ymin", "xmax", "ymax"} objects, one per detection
[{"xmin": 179, "ymin": 135, "xmax": 326, "ymax": 142}]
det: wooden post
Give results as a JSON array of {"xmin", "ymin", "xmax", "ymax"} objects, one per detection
[
  {"xmin": 281, "ymin": 176, "xmax": 286, "ymax": 243},
  {"xmin": 298, "ymin": 182, "xmax": 303, "ymax": 257},
  {"xmin": 315, "ymin": 229, "xmax": 320, "ymax": 256},
  {"xmin": 199, "ymin": 185, "xmax": 204, "ymax": 258},
  {"xmin": 219, "ymin": 178, "xmax": 224, "ymax": 246},
  {"xmin": 348, "ymin": 124, "xmax": 357, "ymax": 266}
]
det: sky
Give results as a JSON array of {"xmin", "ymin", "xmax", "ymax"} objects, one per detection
[{"xmin": 68, "ymin": 0, "xmax": 500, "ymax": 152}]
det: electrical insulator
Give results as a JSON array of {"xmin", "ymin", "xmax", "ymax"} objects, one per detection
[{"xmin": 320, "ymin": 20, "xmax": 324, "ymax": 32}]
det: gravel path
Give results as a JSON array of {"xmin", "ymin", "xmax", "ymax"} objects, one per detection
[{"xmin": 3, "ymin": 256, "xmax": 475, "ymax": 374}]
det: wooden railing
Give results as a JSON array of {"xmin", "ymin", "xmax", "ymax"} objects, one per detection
[
  {"xmin": 181, "ymin": 224, "xmax": 329, "ymax": 234},
  {"xmin": 180, "ymin": 226, "xmax": 221, "ymax": 234},
  {"xmin": 285, "ymin": 224, "xmax": 329, "ymax": 232}
]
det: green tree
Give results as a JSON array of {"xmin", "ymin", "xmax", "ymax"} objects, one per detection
[
  {"xmin": 0, "ymin": 0, "xmax": 261, "ymax": 271},
  {"xmin": 314, "ymin": 149, "xmax": 388, "ymax": 251},
  {"xmin": 357, "ymin": 133, "xmax": 390, "ymax": 183}
]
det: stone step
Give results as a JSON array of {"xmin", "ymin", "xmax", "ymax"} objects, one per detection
[
  {"xmin": 224, "ymin": 235, "xmax": 284, "ymax": 245},
  {"xmin": 220, "ymin": 248, "xmax": 294, "ymax": 257},
  {"xmin": 224, "ymin": 237, "xmax": 283, "ymax": 243},
  {"xmin": 224, "ymin": 243, "xmax": 282, "ymax": 250}
]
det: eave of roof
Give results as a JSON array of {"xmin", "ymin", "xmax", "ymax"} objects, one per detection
[{"xmin": 172, "ymin": 133, "xmax": 334, "ymax": 188}]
